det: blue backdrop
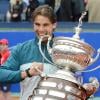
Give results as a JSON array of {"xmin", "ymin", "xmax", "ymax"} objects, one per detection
[{"xmin": 0, "ymin": 31, "xmax": 100, "ymax": 96}]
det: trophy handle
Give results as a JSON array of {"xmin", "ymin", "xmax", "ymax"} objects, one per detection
[
  {"xmin": 38, "ymin": 35, "xmax": 54, "ymax": 65},
  {"xmin": 76, "ymin": 49, "xmax": 100, "ymax": 73},
  {"xmin": 89, "ymin": 77, "xmax": 99, "ymax": 89},
  {"xmin": 47, "ymin": 36, "xmax": 52, "ymax": 56},
  {"xmin": 89, "ymin": 48, "xmax": 100, "ymax": 66}
]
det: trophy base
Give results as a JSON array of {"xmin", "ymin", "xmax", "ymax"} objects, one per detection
[{"xmin": 31, "ymin": 70, "xmax": 87, "ymax": 100}]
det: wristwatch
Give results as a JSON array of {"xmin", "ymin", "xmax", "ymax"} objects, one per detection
[{"xmin": 25, "ymin": 68, "xmax": 32, "ymax": 77}]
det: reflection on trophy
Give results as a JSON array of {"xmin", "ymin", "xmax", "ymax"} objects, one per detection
[{"xmin": 30, "ymin": 11, "xmax": 100, "ymax": 100}]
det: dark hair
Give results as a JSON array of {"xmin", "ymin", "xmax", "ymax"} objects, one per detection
[{"xmin": 32, "ymin": 5, "xmax": 57, "ymax": 23}]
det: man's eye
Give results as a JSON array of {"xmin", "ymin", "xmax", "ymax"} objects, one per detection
[
  {"xmin": 44, "ymin": 24, "xmax": 48, "ymax": 27},
  {"xmin": 35, "ymin": 23, "xmax": 40, "ymax": 26}
]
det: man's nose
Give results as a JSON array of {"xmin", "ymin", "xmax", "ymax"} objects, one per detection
[{"xmin": 39, "ymin": 26, "xmax": 45, "ymax": 31}]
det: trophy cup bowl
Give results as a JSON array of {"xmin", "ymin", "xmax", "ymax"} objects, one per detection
[{"xmin": 51, "ymin": 36, "xmax": 95, "ymax": 71}]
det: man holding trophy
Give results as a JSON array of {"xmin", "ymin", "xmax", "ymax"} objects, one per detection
[{"xmin": 0, "ymin": 5, "xmax": 99, "ymax": 100}]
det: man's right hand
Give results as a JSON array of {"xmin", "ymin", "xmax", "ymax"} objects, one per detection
[
  {"xmin": 29, "ymin": 62, "xmax": 43, "ymax": 76},
  {"xmin": 21, "ymin": 62, "xmax": 43, "ymax": 79}
]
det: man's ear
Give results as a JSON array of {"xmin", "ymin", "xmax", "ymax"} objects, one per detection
[{"xmin": 53, "ymin": 22, "xmax": 57, "ymax": 30}]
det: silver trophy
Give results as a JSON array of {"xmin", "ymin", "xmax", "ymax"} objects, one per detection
[{"xmin": 30, "ymin": 11, "xmax": 100, "ymax": 100}]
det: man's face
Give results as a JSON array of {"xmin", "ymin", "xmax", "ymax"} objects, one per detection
[{"xmin": 33, "ymin": 15, "xmax": 57, "ymax": 40}]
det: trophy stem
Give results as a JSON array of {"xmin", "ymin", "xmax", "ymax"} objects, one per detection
[{"xmin": 48, "ymin": 69, "xmax": 79, "ymax": 84}]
